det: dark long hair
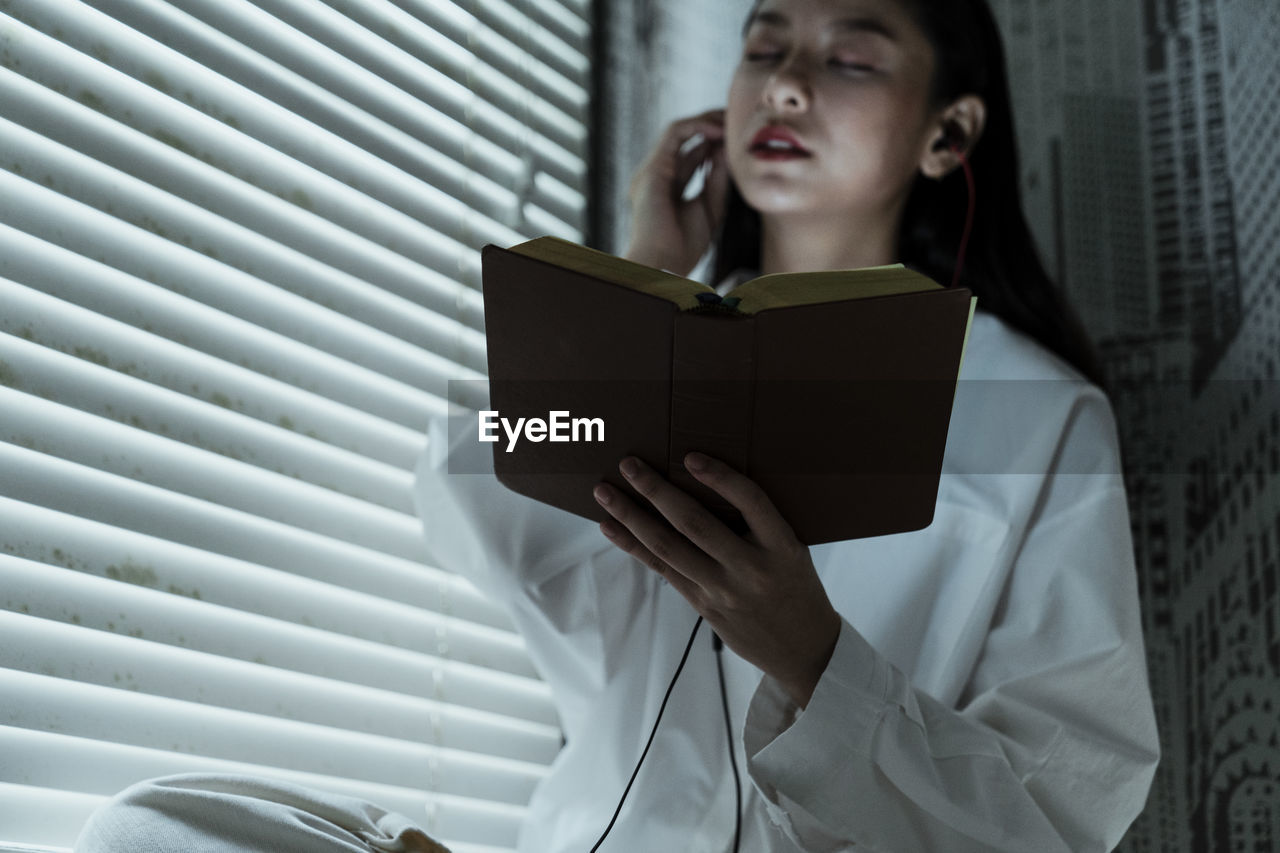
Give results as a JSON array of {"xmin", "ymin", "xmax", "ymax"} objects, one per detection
[{"xmin": 714, "ymin": 0, "xmax": 1104, "ymax": 387}]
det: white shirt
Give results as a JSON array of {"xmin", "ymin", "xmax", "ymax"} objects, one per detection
[{"xmin": 413, "ymin": 309, "xmax": 1160, "ymax": 852}]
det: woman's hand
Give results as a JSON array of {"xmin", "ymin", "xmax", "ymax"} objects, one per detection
[
  {"xmin": 593, "ymin": 452, "xmax": 842, "ymax": 708},
  {"xmin": 624, "ymin": 109, "xmax": 729, "ymax": 276}
]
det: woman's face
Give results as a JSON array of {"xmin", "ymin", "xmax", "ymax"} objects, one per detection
[{"xmin": 725, "ymin": 0, "xmax": 941, "ymax": 221}]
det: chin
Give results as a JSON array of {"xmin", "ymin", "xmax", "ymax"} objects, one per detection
[
  {"xmin": 732, "ymin": 172, "xmax": 817, "ymax": 212},
  {"xmin": 738, "ymin": 189, "xmax": 822, "ymax": 217}
]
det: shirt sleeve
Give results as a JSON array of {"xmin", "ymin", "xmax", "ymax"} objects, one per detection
[
  {"xmin": 743, "ymin": 398, "xmax": 1161, "ymax": 852},
  {"xmin": 412, "ymin": 411, "xmax": 652, "ymax": 710},
  {"xmin": 412, "ymin": 410, "xmax": 612, "ymax": 609}
]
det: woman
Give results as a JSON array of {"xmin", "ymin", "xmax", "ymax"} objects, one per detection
[
  {"xmin": 76, "ymin": 0, "xmax": 1158, "ymax": 850},
  {"xmin": 417, "ymin": 0, "xmax": 1158, "ymax": 850}
]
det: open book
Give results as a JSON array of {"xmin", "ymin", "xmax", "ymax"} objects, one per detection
[{"xmin": 471, "ymin": 237, "xmax": 976, "ymax": 545}]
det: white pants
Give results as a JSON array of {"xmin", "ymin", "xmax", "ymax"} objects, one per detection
[{"xmin": 74, "ymin": 774, "xmax": 450, "ymax": 853}]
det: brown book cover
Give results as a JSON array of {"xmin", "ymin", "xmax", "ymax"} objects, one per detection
[{"xmin": 473, "ymin": 237, "xmax": 976, "ymax": 545}]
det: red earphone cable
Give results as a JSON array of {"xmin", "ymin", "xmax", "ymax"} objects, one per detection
[{"xmin": 951, "ymin": 147, "xmax": 976, "ymax": 290}]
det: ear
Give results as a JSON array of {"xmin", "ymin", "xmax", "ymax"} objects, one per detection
[{"xmin": 919, "ymin": 95, "xmax": 987, "ymax": 180}]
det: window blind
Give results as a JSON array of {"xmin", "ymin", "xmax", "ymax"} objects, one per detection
[{"xmin": 0, "ymin": 0, "xmax": 591, "ymax": 850}]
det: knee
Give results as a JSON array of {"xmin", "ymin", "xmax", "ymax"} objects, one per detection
[
  {"xmin": 74, "ymin": 773, "xmax": 318, "ymax": 852},
  {"xmin": 74, "ymin": 776, "xmax": 189, "ymax": 852},
  {"xmin": 73, "ymin": 773, "xmax": 450, "ymax": 853}
]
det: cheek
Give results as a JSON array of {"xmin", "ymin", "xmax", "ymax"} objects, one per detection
[
  {"xmin": 724, "ymin": 74, "xmax": 754, "ymax": 140},
  {"xmin": 882, "ymin": 89, "xmax": 936, "ymax": 153},
  {"xmin": 841, "ymin": 94, "xmax": 932, "ymax": 169},
  {"xmin": 723, "ymin": 76, "xmax": 756, "ymax": 182}
]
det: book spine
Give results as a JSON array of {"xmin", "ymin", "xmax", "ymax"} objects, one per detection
[{"xmin": 668, "ymin": 314, "xmax": 756, "ymax": 529}]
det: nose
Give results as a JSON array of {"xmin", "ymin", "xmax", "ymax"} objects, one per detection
[{"xmin": 763, "ymin": 58, "xmax": 811, "ymax": 113}]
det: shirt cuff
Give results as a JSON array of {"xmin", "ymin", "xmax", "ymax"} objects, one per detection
[{"xmin": 743, "ymin": 618, "xmax": 889, "ymax": 832}]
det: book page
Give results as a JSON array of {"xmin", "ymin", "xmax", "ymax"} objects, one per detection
[
  {"xmin": 728, "ymin": 265, "xmax": 942, "ymax": 314},
  {"xmin": 508, "ymin": 236, "xmax": 711, "ymax": 309},
  {"xmin": 504, "ymin": 237, "xmax": 945, "ymax": 314}
]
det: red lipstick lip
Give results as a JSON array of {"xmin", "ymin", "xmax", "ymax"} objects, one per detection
[{"xmin": 749, "ymin": 125, "xmax": 811, "ymax": 156}]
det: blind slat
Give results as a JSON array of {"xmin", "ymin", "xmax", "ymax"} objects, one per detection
[
  {"xmin": 0, "ymin": 730, "xmax": 528, "ymax": 848},
  {"xmin": 0, "ymin": 67, "xmax": 490, "ymax": 332},
  {"xmin": 198, "ymin": 0, "xmax": 587, "ymax": 129},
  {"xmin": 0, "ymin": 388, "xmax": 427, "ymax": 556},
  {"xmin": 0, "ymin": 330, "xmax": 425, "ymax": 474},
  {"xmin": 0, "ymin": 335, "xmax": 424, "ymax": 516},
  {"xmin": 0, "ymin": 456, "xmax": 547, "ymax": 684},
  {"xmin": 545, "ymin": 0, "xmax": 590, "ymax": 24},
  {"xmin": 0, "ymin": 784, "xmax": 102, "ymax": 850},
  {"xmin": 0, "ymin": 442, "xmax": 433, "ymax": 566},
  {"xmin": 449, "ymin": 0, "xmax": 589, "ymax": 84},
  {"xmin": 3, "ymin": 556, "xmax": 550, "ymax": 718},
  {"xmin": 265, "ymin": 0, "xmax": 589, "ymax": 118},
  {"xmin": 0, "ymin": 115, "xmax": 488, "ymax": 373},
  {"xmin": 0, "ymin": 172, "xmax": 482, "ymax": 404},
  {"xmin": 455, "ymin": 0, "xmax": 592, "ymax": 50},
  {"xmin": 0, "ymin": 613, "xmax": 560, "ymax": 764},
  {"xmin": 0, "ymin": 10, "xmax": 529, "ymax": 285},
  {"xmin": 1, "ymin": 670, "xmax": 546, "ymax": 804},
  {"xmin": 0, "ymin": 492, "xmax": 540, "ymax": 682},
  {"xmin": 2, "ymin": 500, "xmax": 525, "ymax": 645},
  {"xmin": 1, "ymin": 0, "xmax": 591, "ymax": 843},
  {"xmin": 74, "ymin": 0, "xmax": 587, "ymax": 232},
  {"xmin": 0, "ymin": 234, "xmax": 451, "ymax": 436}
]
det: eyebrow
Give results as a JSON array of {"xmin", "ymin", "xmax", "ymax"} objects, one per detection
[
  {"xmin": 832, "ymin": 16, "xmax": 899, "ymax": 41},
  {"xmin": 745, "ymin": 10, "xmax": 900, "ymax": 42}
]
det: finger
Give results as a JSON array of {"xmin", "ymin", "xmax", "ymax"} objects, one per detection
[
  {"xmin": 684, "ymin": 452, "xmax": 800, "ymax": 547},
  {"xmin": 662, "ymin": 112, "xmax": 725, "ymax": 159},
  {"xmin": 629, "ymin": 111, "xmax": 726, "ymax": 200},
  {"xmin": 672, "ymin": 138, "xmax": 721, "ymax": 202},
  {"xmin": 628, "ymin": 134, "xmax": 712, "ymax": 204},
  {"xmin": 598, "ymin": 519, "xmax": 704, "ymax": 604},
  {"xmin": 593, "ymin": 481, "xmax": 721, "ymax": 590},
  {"xmin": 672, "ymin": 136, "xmax": 711, "ymax": 189},
  {"xmin": 614, "ymin": 457, "xmax": 754, "ymax": 575}
]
